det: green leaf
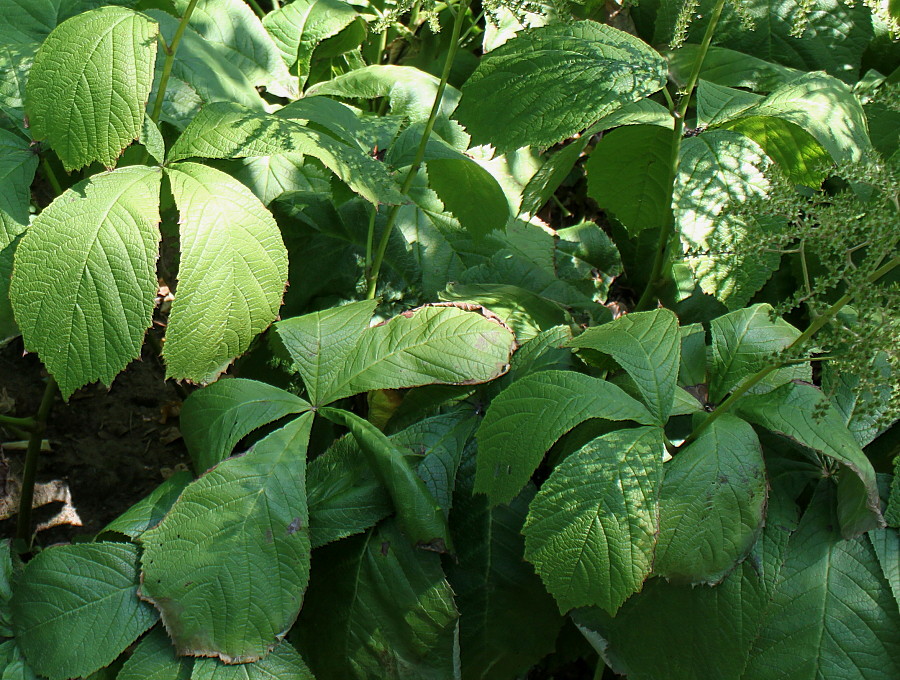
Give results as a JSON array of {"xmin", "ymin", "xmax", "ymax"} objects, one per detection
[
  {"xmin": 320, "ymin": 407, "xmax": 451, "ymax": 552},
  {"xmin": 674, "ymin": 130, "xmax": 778, "ymax": 309},
  {"xmin": 655, "ymin": 415, "xmax": 766, "ymax": 584},
  {"xmin": 585, "ymin": 125, "xmax": 673, "ymax": 235},
  {"xmin": 163, "ymin": 162, "xmax": 288, "ymax": 384},
  {"xmin": 0, "ymin": 539, "xmax": 15, "ymax": 637},
  {"xmin": 25, "ymin": 6, "xmax": 157, "ymax": 171},
  {"xmin": 294, "ymin": 520, "xmax": 459, "ymax": 680},
  {"xmin": 100, "ymin": 470, "xmax": 193, "ymax": 539},
  {"xmin": 173, "ymin": 0, "xmax": 298, "ymax": 98},
  {"xmin": 140, "ymin": 414, "xmax": 314, "ymax": 663},
  {"xmin": 117, "ymin": 627, "xmax": 192, "ymax": 680},
  {"xmin": 168, "ymin": 102, "xmax": 402, "ymax": 206},
  {"xmin": 0, "ymin": 239, "xmax": 19, "ymax": 347},
  {"xmin": 10, "ymin": 166, "xmax": 161, "ymax": 399},
  {"xmin": 448, "ymin": 449, "xmax": 563, "ymax": 680},
  {"xmin": 427, "ymin": 157, "xmax": 510, "ymax": 238},
  {"xmin": 278, "ymin": 303, "xmax": 515, "ymax": 406},
  {"xmin": 234, "ymin": 155, "xmax": 330, "ymax": 206},
  {"xmin": 668, "ymin": 46, "xmax": 802, "ymax": 91},
  {"xmin": 695, "ymin": 80, "xmax": 761, "ymax": 128},
  {"xmin": 736, "ymin": 382, "xmax": 882, "ymax": 537},
  {"xmin": 179, "ymin": 378, "xmax": 311, "ymax": 473},
  {"xmin": 140, "ymin": 114, "xmax": 166, "ymax": 165},
  {"xmin": 871, "ymin": 527, "xmax": 900, "ymax": 610},
  {"xmin": 519, "ymin": 137, "xmax": 591, "ymax": 217},
  {"xmin": 455, "ymin": 21, "xmax": 667, "ymax": 153},
  {"xmin": 190, "ymin": 641, "xmax": 314, "ymax": 680},
  {"xmin": 523, "ymin": 426, "xmax": 666, "ymax": 614},
  {"xmin": 11, "ymin": 542, "xmax": 158, "ymax": 680},
  {"xmin": 262, "ymin": 0, "xmax": 358, "ymax": 89},
  {"xmin": 744, "ymin": 483, "xmax": 900, "ymax": 679},
  {"xmin": 475, "ymin": 370, "xmax": 654, "ymax": 505},
  {"xmin": 568, "ymin": 309, "xmax": 680, "ymax": 425},
  {"xmin": 0, "ymin": 129, "xmax": 37, "ymax": 251},
  {"xmin": 0, "ymin": 638, "xmax": 38, "ymax": 680},
  {"xmin": 708, "ymin": 303, "xmax": 808, "ymax": 403}
]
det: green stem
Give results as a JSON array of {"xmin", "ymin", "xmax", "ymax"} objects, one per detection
[
  {"xmin": 245, "ymin": 0, "xmax": 265, "ymax": 18},
  {"xmin": 0, "ymin": 413, "xmax": 36, "ymax": 430},
  {"xmin": 41, "ymin": 157, "xmax": 63, "ymax": 196},
  {"xmin": 593, "ymin": 656, "xmax": 606, "ymax": 680},
  {"xmin": 365, "ymin": 0, "xmax": 470, "ymax": 300},
  {"xmin": 682, "ymin": 253, "xmax": 900, "ymax": 446},
  {"xmin": 148, "ymin": 0, "xmax": 200, "ymax": 126},
  {"xmin": 16, "ymin": 376, "xmax": 58, "ymax": 546},
  {"xmin": 633, "ymin": 0, "xmax": 728, "ymax": 311}
]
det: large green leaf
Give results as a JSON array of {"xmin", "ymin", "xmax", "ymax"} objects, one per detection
[
  {"xmin": 523, "ymin": 426, "xmax": 667, "ymax": 614},
  {"xmin": 168, "ymin": 102, "xmax": 402, "ymax": 205},
  {"xmin": 668, "ymin": 46, "xmax": 802, "ymax": 91},
  {"xmin": 320, "ymin": 407, "xmax": 451, "ymax": 552},
  {"xmin": 277, "ymin": 303, "xmax": 515, "ymax": 405},
  {"xmin": 190, "ymin": 642, "xmax": 314, "ymax": 680},
  {"xmin": 744, "ymin": 483, "xmax": 900, "ymax": 679},
  {"xmin": 262, "ymin": 0, "xmax": 358, "ymax": 88},
  {"xmin": 11, "ymin": 542, "xmax": 158, "ymax": 680},
  {"xmin": 655, "ymin": 415, "xmax": 767, "ymax": 584},
  {"xmin": 25, "ymin": 6, "xmax": 157, "ymax": 170},
  {"xmin": 568, "ymin": 309, "xmax": 680, "ymax": 425},
  {"xmin": 100, "ymin": 470, "xmax": 193, "ymax": 539},
  {"xmin": 173, "ymin": 0, "xmax": 297, "ymax": 99},
  {"xmin": 737, "ymin": 382, "xmax": 882, "ymax": 537},
  {"xmin": 673, "ymin": 130, "xmax": 778, "ymax": 309},
  {"xmin": 708, "ymin": 303, "xmax": 807, "ymax": 403},
  {"xmin": 448, "ymin": 449, "xmax": 563, "ymax": 680},
  {"xmin": 179, "ymin": 378, "xmax": 311, "ymax": 473},
  {"xmin": 426, "ymin": 157, "xmax": 510, "ymax": 238},
  {"xmin": 294, "ymin": 520, "xmax": 459, "ymax": 680},
  {"xmin": 0, "ymin": 129, "xmax": 37, "ymax": 251},
  {"xmin": 10, "ymin": 166, "xmax": 161, "ymax": 399},
  {"xmin": 586, "ymin": 125, "xmax": 673, "ymax": 235},
  {"xmin": 117, "ymin": 626, "xmax": 193, "ymax": 680},
  {"xmin": 455, "ymin": 21, "xmax": 666, "ymax": 153},
  {"xmin": 140, "ymin": 414, "xmax": 314, "ymax": 663},
  {"xmin": 164, "ymin": 162, "xmax": 288, "ymax": 384},
  {"xmin": 475, "ymin": 370, "xmax": 654, "ymax": 505}
]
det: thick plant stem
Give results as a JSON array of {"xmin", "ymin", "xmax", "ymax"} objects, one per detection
[
  {"xmin": 365, "ymin": 0, "xmax": 470, "ymax": 300},
  {"xmin": 15, "ymin": 376, "xmax": 58, "ymax": 546},
  {"xmin": 682, "ymin": 253, "xmax": 900, "ymax": 447},
  {"xmin": 633, "ymin": 0, "xmax": 728, "ymax": 311},
  {"xmin": 148, "ymin": 0, "xmax": 200, "ymax": 126}
]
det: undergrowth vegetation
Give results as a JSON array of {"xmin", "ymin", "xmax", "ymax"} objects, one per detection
[{"xmin": 0, "ymin": 0, "xmax": 898, "ymax": 677}]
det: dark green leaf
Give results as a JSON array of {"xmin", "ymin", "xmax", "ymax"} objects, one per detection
[{"xmin": 117, "ymin": 627, "xmax": 192, "ymax": 680}]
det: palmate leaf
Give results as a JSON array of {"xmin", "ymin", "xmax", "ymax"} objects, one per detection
[
  {"xmin": 140, "ymin": 414, "xmax": 314, "ymax": 663},
  {"xmin": 455, "ymin": 21, "xmax": 667, "ymax": 153},
  {"xmin": 0, "ymin": 129, "xmax": 38, "ymax": 251},
  {"xmin": 10, "ymin": 542, "xmax": 158, "ymax": 680},
  {"xmin": 25, "ymin": 6, "xmax": 157, "ymax": 171},
  {"xmin": 9, "ymin": 166, "xmax": 161, "ymax": 399},
  {"xmin": 294, "ymin": 519, "xmax": 459, "ymax": 680},
  {"xmin": 475, "ymin": 370, "xmax": 654, "ymax": 506},
  {"xmin": 654, "ymin": 415, "xmax": 767, "ymax": 584},
  {"xmin": 164, "ymin": 162, "xmax": 289, "ymax": 384},
  {"xmin": 191, "ymin": 641, "xmax": 314, "ymax": 680},
  {"xmin": 523, "ymin": 426, "xmax": 667, "ymax": 614},
  {"xmin": 117, "ymin": 626, "xmax": 193, "ymax": 680}
]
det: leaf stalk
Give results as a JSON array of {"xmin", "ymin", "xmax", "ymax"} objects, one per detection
[
  {"xmin": 148, "ymin": 0, "xmax": 201, "ymax": 126},
  {"xmin": 15, "ymin": 375, "xmax": 58, "ymax": 547}
]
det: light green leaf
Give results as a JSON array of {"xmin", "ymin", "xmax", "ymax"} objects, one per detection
[
  {"xmin": 668, "ymin": 46, "xmax": 802, "ymax": 91},
  {"xmin": 523, "ymin": 426, "xmax": 666, "ymax": 614},
  {"xmin": 168, "ymin": 102, "xmax": 402, "ymax": 205},
  {"xmin": 173, "ymin": 0, "xmax": 298, "ymax": 98},
  {"xmin": 179, "ymin": 377, "xmax": 311, "ymax": 473},
  {"xmin": 9, "ymin": 166, "xmax": 161, "ymax": 399},
  {"xmin": 586, "ymin": 125, "xmax": 673, "ymax": 235},
  {"xmin": 190, "ymin": 642, "xmax": 314, "ymax": 680},
  {"xmin": 294, "ymin": 520, "xmax": 459, "ymax": 680},
  {"xmin": 695, "ymin": 80, "xmax": 761, "ymax": 128},
  {"xmin": 455, "ymin": 21, "xmax": 667, "ymax": 153},
  {"xmin": 100, "ymin": 471, "xmax": 193, "ymax": 539},
  {"xmin": 140, "ymin": 115, "xmax": 166, "ymax": 165},
  {"xmin": 736, "ymin": 382, "xmax": 882, "ymax": 537},
  {"xmin": 25, "ymin": 6, "xmax": 157, "ymax": 170},
  {"xmin": 427, "ymin": 157, "xmax": 510, "ymax": 238},
  {"xmin": 140, "ymin": 414, "xmax": 314, "ymax": 663},
  {"xmin": 744, "ymin": 483, "xmax": 900, "ymax": 679},
  {"xmin": 117, "ymin": 627, "xmax": 192, "ymax": 680},
  {"xmin": 568, "ymin": 309, "xmax": 680, "ymax": 424},
  {"xmin": 674, "ymin": 130, "xmax": 778, "ymax": 309},
  {"xmin": 655, "ymin": 415, "xmax": 767, "ymax": 584},
  {"xmin": 233, "ymin": 155, "xmax": 330, "ymax": 206},
  {"xmin": 448, "ymin": 449, "xmax": 563, "ymax": 680},
  {"xmin": 822, "ymin": 354, "xmax": 893, "ymax": 448},
  {"xmin": 709, "ymin": 303, "xmax": 808, "ymax": 403},
  {"xmin": 320, "ymin": 407, "xmax": 451, "ymax": 552},
  {"xmin": 164, "ymin": 162, "xmax": 288, "ymax": 384},
  {"xmin": 475, "ymin": 370, "xmax": 654, "ymax": 505},
  {"xmin": 0, "ymin": 129, "xmax": 37, "ymax": 251},
  {"xmin": 262, "ymin": 0, "xmax": 358, "ymax": 89},
  {"xmin": 11, "ymin": 542, "xmax": 158, "ymax": 680}
]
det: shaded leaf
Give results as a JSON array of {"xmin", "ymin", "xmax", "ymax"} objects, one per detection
[
  {"xmin": 190, "ymin": 641, "xmax": 314, "ymax": 680},
  {"xmin": 117, "ymin": 626, "xmax": 192, "ymax": 680},
  {"xmin": 427, "ymin": 157, "xmax": 510, "ymax": 238},
  {"xmin": 100, "ymin": 471, "xmax": 193, "ymax": 539},
  {"xmin": 0, "ymin": 129, "xmax": 38, "ymax": 251}
]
